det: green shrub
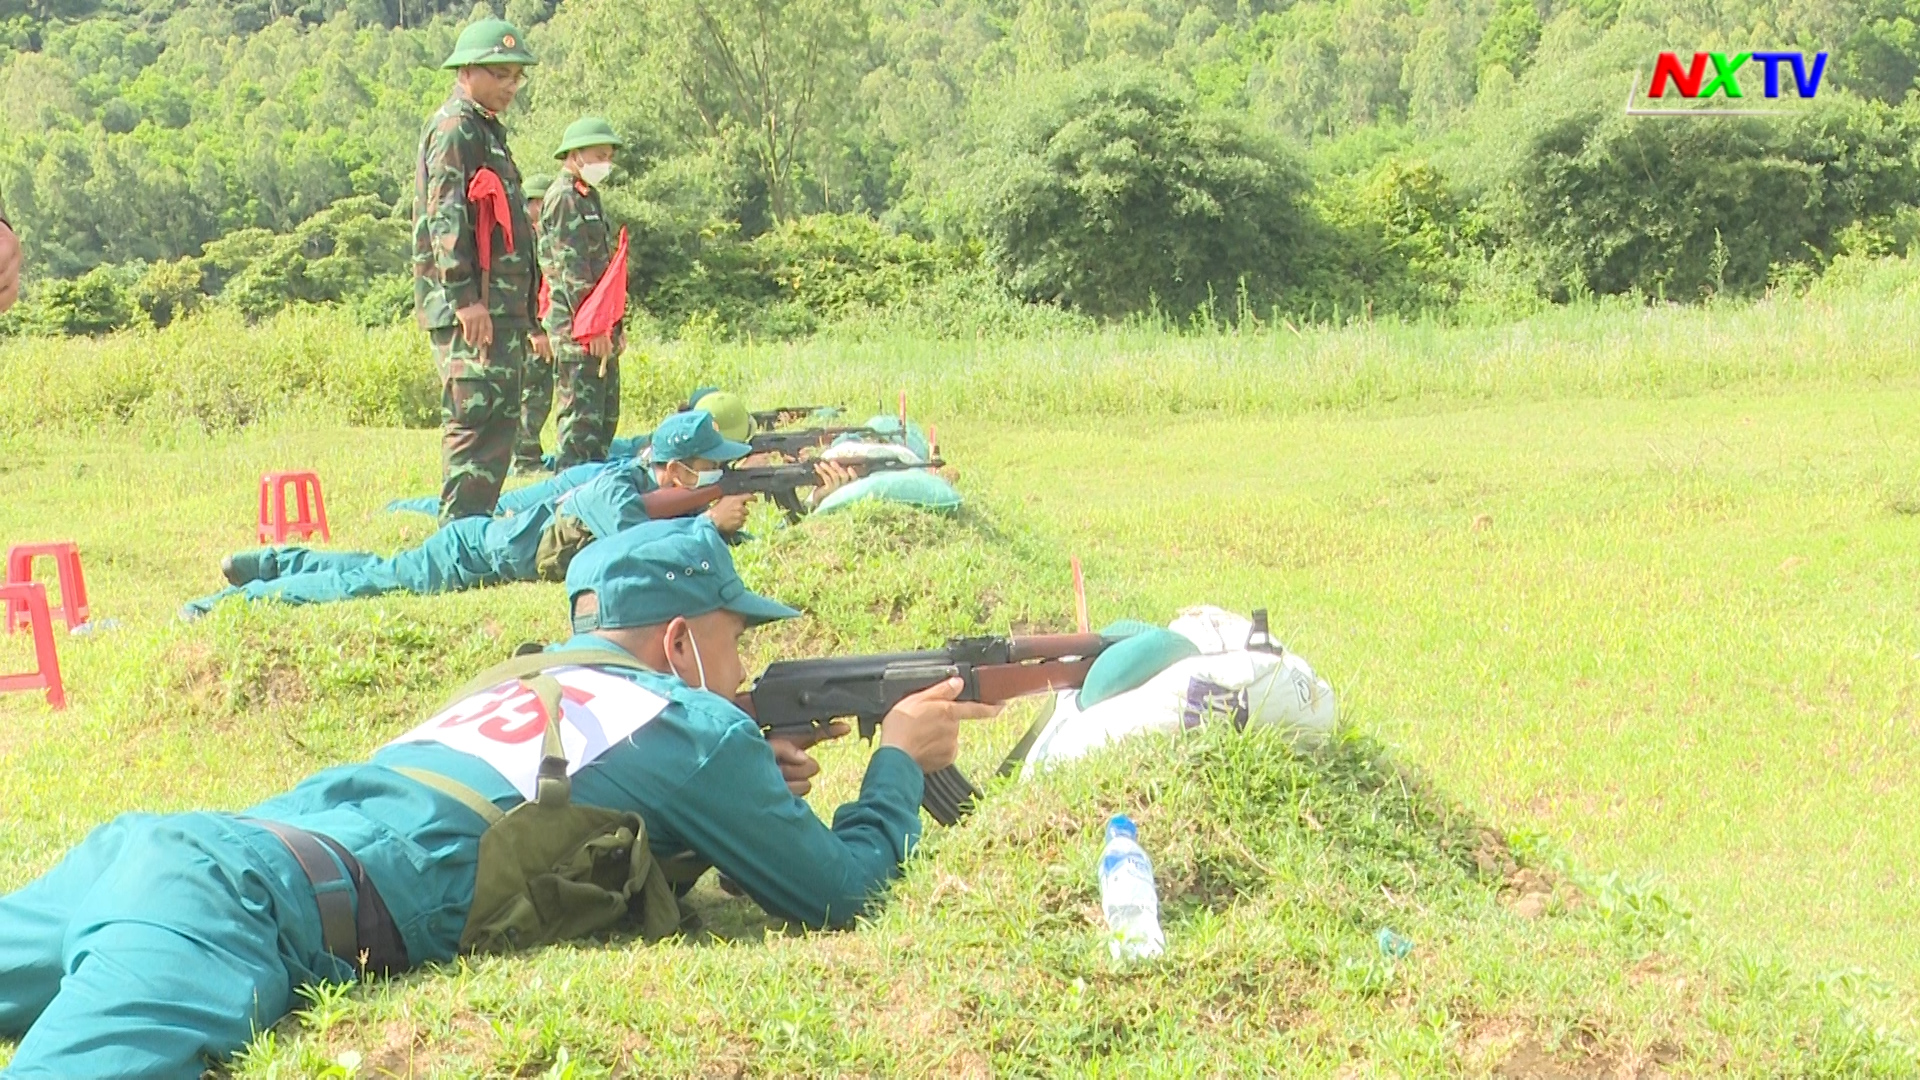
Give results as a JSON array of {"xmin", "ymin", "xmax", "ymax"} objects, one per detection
[
  {"xmin": 941, "ymin": 62, "xmax": 1316, "ymax": 321},
  {"xmin": 25, "ymin": 264, "xmax": 142, "ymax": 336},
  {"xmin": 1489, "ymin": 97, "xmax": 1920, "ymax": 301}
]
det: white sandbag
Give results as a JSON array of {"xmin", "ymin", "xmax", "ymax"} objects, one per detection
[
  {"xmin": 821, "ymin": 441, "xmax": 924, "ymax": 465},
  {"xmin": 1018, "ymin": 613, "xmax": 1336, "ymax": 778}
]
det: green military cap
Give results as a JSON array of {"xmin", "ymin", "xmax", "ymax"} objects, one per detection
[
  {"xmin": 525, "ymin": 173, "xmax": 556, "ymax": 198},
  {"xmin": 1078, "ymin": 628, "xmax": 1201, "ymax": 709},
  {"xmin": 442, "ymin": 18, "xmax": 537, "ymax": 69},
  {"xmin": 690, "ymin": 390, "xmax": 752, "ymax": 442},
  {"xmin": 651, "ymin": 410, "xmax": 751, "ymax": 465},
  {"xmin": 554, "ymin": 116, "xmax": 625, "ymax": 159},
  {"xmin": 567, "ymin": 518, "xmax": 799, "ymax": 633}
]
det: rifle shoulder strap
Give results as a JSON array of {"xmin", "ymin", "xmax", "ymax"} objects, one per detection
[
  {"xmin": 398, "ymin": 649, "xmax": 658, "ymax": 824},
  {"xmin": 435, "ymin": 648, "xmax": 654, "ymax": 712}
]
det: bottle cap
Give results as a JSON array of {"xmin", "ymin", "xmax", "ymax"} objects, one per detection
[{"xmin": 1106, "ymin": 815, "xmax": 1138, "ymax": 841}]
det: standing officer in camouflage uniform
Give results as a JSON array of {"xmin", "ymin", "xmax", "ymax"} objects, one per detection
[
  {"xmin": 539, "ymin": 117, "xmax": 626, "ymax": 470},
  {"xmin": 512, "ymin": 171, "xmax": 559, "ymax": 476},
  {"xmin": 413, "ymin": 18, "xmax": 551, "ymax": 522}
]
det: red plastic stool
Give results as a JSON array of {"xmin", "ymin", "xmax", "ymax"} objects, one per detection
[
  {"xmin": 258, "ymin": 471, "xmax": 331, "ymax": 544},
  {"xmin": 0, "ymin": 582, "xmax": 65, "ymax": 709},
  {"xmin": 6, "ymin": 541, "xmax": 88, "ymax": 632}
]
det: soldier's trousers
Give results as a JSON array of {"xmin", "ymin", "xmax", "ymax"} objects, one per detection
[
  {"xmin": 513, "ymin": 349, "xmax": 557, "ymax": 474},
  {"xmin": 430, "ymin": 326, "xmax": 527, "ymax": 523},
  {"xmin": 553, "ymin": 343, "xmax": 621, "ymax": 470},
  {"xmin": 181, "ymin": 515, "xmax": 544, "ymax": 615},
  {"xmin": 0, "ymin": 813, "xmax": 352, "ymax": 1079},
  {"xmin": 387, "ymin": 461, "xmax": 607, "ymax": 518}
]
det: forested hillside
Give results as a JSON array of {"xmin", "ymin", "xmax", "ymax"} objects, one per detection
[{"xmin": 6, "ymin": 0, "xmax": 1920, "ymax": 338}]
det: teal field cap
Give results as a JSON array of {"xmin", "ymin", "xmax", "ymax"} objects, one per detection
[
  {"xmin": 566, "ymin": 518, "xmax": 799, "ymax": 633},
  {"xmin": 1098, "ymin": 619, "xmax": 1159, "ymax": 640},
  {"xmin": 685, "ymin": 385, "xmax": 721, "ymax": 410},
  {"xmin": 651, "ymin": 410, "xmax": 751, "ymax": 465},
  {"xmin": 1079, "ymin": 628, "xmax": 1201, "ymax": 709}
]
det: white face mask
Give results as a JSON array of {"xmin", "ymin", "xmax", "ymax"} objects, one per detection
[
  {"xmin": 665, "ymin": 621, "xmax": 709, "ymax": 692},
  {"xmin": 579, "ymin": 161, "xmax": 613, "ymax": 187},
  {"xmin": 692, "ymin": 467, "xmax": 723, "ymax": 487}
]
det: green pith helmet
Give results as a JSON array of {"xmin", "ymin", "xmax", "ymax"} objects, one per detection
[
  {"xmin": 554, "ymin": 116, "xmax": 625, "ymax": 159},
  {"xmin": 691, "ymin": 390, "xmax": 752, "ymax": 442},
  {"xmin": 525, "ymin": 173, "xmax": 556, "ymax": 199},
  {"xmin": 442, "ymin": 18, "xmax": 537, "ymax": 69}
]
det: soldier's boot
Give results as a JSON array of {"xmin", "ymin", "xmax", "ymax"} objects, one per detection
[{"xmin": 221, "ymin": 551, "xmax": 274, "ymax": 587}]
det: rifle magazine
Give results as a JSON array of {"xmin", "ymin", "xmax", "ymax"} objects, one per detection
[{"xmin": 921, "ymin": 765, "xmax": 980, "ymax": 826}]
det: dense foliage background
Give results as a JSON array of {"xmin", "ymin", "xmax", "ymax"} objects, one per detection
[{"xmin": 5, "ymin": 0, "xmax": 1920, "ymax": 337}]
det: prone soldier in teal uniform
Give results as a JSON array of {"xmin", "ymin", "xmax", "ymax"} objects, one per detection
[{"xmin": 2, "ymin": 517, "xmax": 992, "ymax": 1078}]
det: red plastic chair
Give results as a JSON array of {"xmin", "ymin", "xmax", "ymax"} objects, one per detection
[
  {"xmin": 258, "ymin": 471, "xmax": 332, "ymax": 544},
  {"xmin": 6, "ymin": 541, "xmax": 88, "ymax": 632},
  {"xmin": 0, "ymin": 582, "xmax": 66, "ymax": 709}
]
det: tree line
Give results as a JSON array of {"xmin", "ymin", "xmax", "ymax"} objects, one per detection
[{"xmin": 6, "ymin": 0, "xmax": 1920, "ymax": 338}]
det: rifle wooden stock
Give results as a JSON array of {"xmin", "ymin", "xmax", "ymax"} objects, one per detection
[
  {"xmin": 973, "ymin": 657, "xmax": 1095, "ymax": 702},
  {"xmin": 637, "ymin": 484, "xmax": 724, "ymax": 521}
]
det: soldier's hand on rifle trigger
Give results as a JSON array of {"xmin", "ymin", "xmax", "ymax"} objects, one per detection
[
  {"xmin": 455, "ymin": 303, "xmax": 493, "ymax": 349},
  {"xmin": 705, "ymin": 493, "xmax": 752, "ymax": 535},
  {"xmin": 530, "ymin": 332, "xmax": 553, "ymax": 361},
  {"xmin": 808, "ymin": 460, "xmax": 858, "ymax": 508},
  {"xmin": 881, "ymin": 677, "xmax": 1001, "ymax": 774},
  {"xmin": 588, "ymin": 332, "xmax": 613, "ymax": 360},
  {"xmin": 768, "ymin": 721, "xmax": 851, "ymax": 796}
]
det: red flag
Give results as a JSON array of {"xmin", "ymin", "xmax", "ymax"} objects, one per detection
[
  {"xmin": 536, "ymin": 276, "xmax": 551, "ymax": 321},
  {"xmin": 466, "ymin": 168, "xmax": 514, "ymax": 272},
  {"xmin": 571, "ymin": 227, "xmax": 629, "ymax": 344}
]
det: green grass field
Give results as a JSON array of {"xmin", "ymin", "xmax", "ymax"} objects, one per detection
[{"xmin": 2, "ymin": 288, "xmax": 1919, "ymax": 1074}]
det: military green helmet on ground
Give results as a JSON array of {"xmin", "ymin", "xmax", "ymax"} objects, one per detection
[
  {"xmin": 441, "ymin": 18, "xmax": 537, "ymax": 68},
  {"xmin": 553, "ymin": 117, "xmax": 625, "ymax": 159}
]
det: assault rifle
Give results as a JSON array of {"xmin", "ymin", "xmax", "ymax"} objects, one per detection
[
  {"xmin": 737, "ymin": 632, "xmax": 1116, "ymax": 825},
  {"xmin": 638, "ymin": 457, "xmax": 945, "ymax": 523},
  {"xmin": 751, "ymin": 405, "xmax": 837, "ymax": 428},
  {"xmin": 748, "ymin": 426, "xmax": 882, "ymax": 459}
]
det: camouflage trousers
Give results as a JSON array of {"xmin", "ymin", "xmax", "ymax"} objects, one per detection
[
  {"xmin": 430, "ymin": 325, "xmax": 527, "ymax": 523},
  {"xmin": 552, "ymin": 340, "xmax": 622, "ymax": 469},
  {"xmin": 512, "ymin": 346, "xmax": 557, "ymax": 473}
]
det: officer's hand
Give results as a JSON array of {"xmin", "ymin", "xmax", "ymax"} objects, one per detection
[
  {"xmin": 881, "ymin": 677, "xmax": 1000, "ymax": 774},
  {"xmin": 455, "ymin": 303, "xmax": 494, "ymax": 350},
  {"xmin": 0, "ymin": 221, "xmax": 20, "ymax": 313},
  {"xmin": 768, "ymin": 721, "xmax": 851, "ymax": 796},
  {"xmin": 704, "ymin": 493, "xmax": 752, "ymax": 534},
  {"xmin": 588, "ymin": 332, "xmax": 613, "ymax": 360},
  {"xmin": 530, "ymin": 332, "xmax": 552, "ymax": 361},
  {"xmin": 808, "ymin": 460, "xmax": 859, "ymax": 508}
]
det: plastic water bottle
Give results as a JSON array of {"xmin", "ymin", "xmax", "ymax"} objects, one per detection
[{"xmin": 1099, "ymin": 815, "xmax": 1165, "ymax": 961}]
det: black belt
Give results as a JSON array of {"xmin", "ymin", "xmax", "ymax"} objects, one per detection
[{"xmin": 252, "ymin": 821, "xmax": 409, "ymax": 976}]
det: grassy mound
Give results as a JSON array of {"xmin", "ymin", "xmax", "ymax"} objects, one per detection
[{"xmin": 232, "ymin": 727, "xmax": 1910, "ymax": 1076}]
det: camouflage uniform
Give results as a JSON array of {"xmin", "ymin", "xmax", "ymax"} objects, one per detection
[
  {"xmin": 512, "ymin": 181, "xmax": 558, "ymax": 474},
  {"xmin": 538, "ymin": 174, "xmax": 623, "ymax": 469},
  {"xmin": 413, "ymin": 91, "xmax": 542, "ymax": 521}
]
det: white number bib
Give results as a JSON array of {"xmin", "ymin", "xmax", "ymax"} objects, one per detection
[{"xmin": 387, "ymin": 667, "xmax": 669, "ymax": 801}]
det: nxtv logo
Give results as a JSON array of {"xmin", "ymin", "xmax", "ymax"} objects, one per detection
[{"xmin": 1647, "ymin": 51, "xmax": 1828, "ymax": 100}]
